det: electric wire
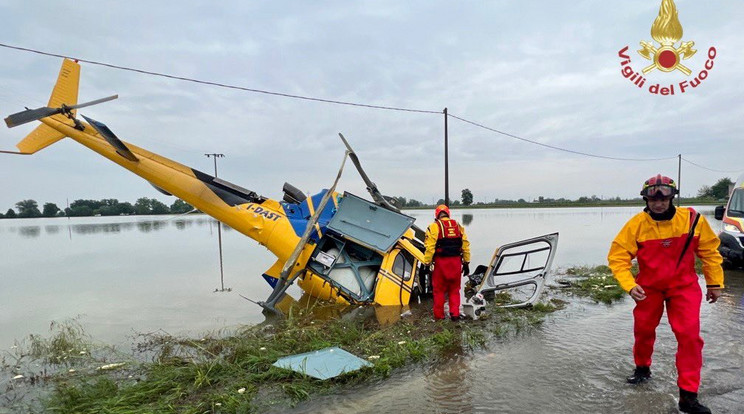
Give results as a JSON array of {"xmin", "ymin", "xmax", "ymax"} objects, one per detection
[
  {"xmin": 0, "ymin": 43, "xmax": 440, "ymax": 115},
  {"xmin": 0, "ymin": 43, "xmax": 738, "ymax": 172},
  {"xmin": 446, "ymin": 112, "xmax": 678, "ymax": 161},
  {"xmin": 681, "ymin": 157, "xmax": 742, "ymax": 174}
]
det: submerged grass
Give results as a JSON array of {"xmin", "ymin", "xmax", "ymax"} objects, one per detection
[
  {"xmin": 5, "ymin": 296, "xmax": 566, "ymax": 413},
  {"xmin": 554, "ymin": 265, "xmax": 628, "ymax": 304},
  {"xmin": 555, "ymin": 260, "xmax": 707, "ymax": 304},
  {"xmin": 1, "ymin": 319, "xmax": 127, "ymax": 413}
]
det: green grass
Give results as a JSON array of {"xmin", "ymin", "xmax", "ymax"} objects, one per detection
[
  {"xmin": 556, "ymin": 259, "xmax": 710, "ymax": 304},
  {"xmin": 555, "ymin": 265, "xmax": 628, "ymax": 304},
  {"xmin": 0, "ymin": 298, "xmax": 566, "ymax": 413}
]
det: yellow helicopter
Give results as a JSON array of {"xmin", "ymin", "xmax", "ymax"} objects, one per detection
[{"xmin": 4, "ymin": 59, "xmax": 559, "ymax": 317}]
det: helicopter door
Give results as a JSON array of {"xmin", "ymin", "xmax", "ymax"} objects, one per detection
[
  {"xmin": 373, "ymin": 248, "xmax": 416, "ymax": 306},
  {"xmin": 463, "ymin": 233, "xmax": 559, "ymax": 317},
  {"xmin": 326, "ymin": 192, "xmax": 415, "ymax": 254}
]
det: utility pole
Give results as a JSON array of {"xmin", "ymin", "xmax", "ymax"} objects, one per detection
[
  {"xmin": 205, "ymin": 153, "xmax": 229, "ymax": 292},
  {"xmin": 443, "ymin": 108, "xmax": 449, "ymax": 206},
  {"xmin": 677, "ymin": 154, "xmax": 682, "ymax": 206}
]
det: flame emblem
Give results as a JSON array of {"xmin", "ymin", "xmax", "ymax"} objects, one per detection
[{"xmin": 638, "ymin": 0, "xmax": 696, "ymax": 75}]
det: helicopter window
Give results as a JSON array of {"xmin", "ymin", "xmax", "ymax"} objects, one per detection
[{"xmin": 392, "ymin": 250, "xmax": 413, "ymax": 281}]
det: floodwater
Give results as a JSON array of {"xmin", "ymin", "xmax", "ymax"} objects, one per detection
[{"xmin": 1, "ymin": 206, "xmax": 742, "ymax": 413}]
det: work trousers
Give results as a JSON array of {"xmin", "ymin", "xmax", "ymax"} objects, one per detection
[
  {"xmin": 632, "ymin": 281, "xmax": 704, "ymax": 392},
  {"xmin": 432, "ymin": 256, "xmax": 462, "ymax": 319}
]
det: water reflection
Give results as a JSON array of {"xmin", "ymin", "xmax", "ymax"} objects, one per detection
[
  {"xmin": 137, "ymin": 221, "xmax": 167, "ymax": 233},
  {"xmin": 272, "ymin": 293, "xmax": 410, "ymax": 327},
  {"xmin": 18, "ymin": 226, "xmax": 41, "ymax": 237},
  {"xmin": 424, "ymin": 350, "xmax": 475, "ymax": 413},
  {"xmin": 74, "ymin": 223, "xmax": 126, "ymax": 234},
  {"xmin": 461, "ymin": 213, "xmax": 473, "ymax": 226},
  {"xmin": 374, "ymin": 304, "xmax": 409, "ymax": 326},
  {"xmin": 9, "ymin": 216, "xmax": 219, "ymax": 238}
]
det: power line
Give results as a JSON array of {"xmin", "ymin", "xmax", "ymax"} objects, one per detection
[
  {"xmin": 2, "ymin": 43, "xmax": 737, "ymax": 172},
  {"xmin": 0, "ymin": 43, "xmax": 440, "ymax": 115},
  {"xmin": 447, "ymin": 112, "xmax": 678, "ymax": 162},
  {"xmin": 681, "ymin": 157, "xmax": 742, "ymax": 174}
]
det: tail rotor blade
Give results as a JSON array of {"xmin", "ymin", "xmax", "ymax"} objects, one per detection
[
  {"xmin": 4, "ymin": 106, "xmax": 61, "ymax": 128},
  {"xmin": 68, "ymin": 95, "xmax": 118, "ymax": 110},
  {"xmin": 4, "ymin": 95, "xmax": 118, "ymax": 128}
]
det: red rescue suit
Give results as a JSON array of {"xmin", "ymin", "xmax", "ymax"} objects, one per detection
[
  {"xmin": 424, "ymin": 218, "xmax": 471, "ymax": 320},
  {"xmin": 608, "ymin": 207, "xmax": 724, "ymax": 392}
]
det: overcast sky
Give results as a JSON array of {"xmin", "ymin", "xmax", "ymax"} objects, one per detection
[{"xmin": 1, "ymin": 1, "xmax": 742, "ymax": 211}]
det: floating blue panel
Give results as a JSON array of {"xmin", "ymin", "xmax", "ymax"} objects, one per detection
[{"xmin": 272, "ymin": 346, "xmax": 372, "ymax": 380}]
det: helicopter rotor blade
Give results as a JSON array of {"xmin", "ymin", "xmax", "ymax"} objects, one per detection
[
  {"xmin": 4, "ymin": 106, "xmax": 61, "ymax": 128},
  {"xmin": 81, "ymin": 114, "xmax": 139, "ymax": 162},
  {"xmin": 338, "ymin": 133, "xmax": 426, "ymax": 240},
  {"xmin": 4, "ymin": 95, "xmax": 119, "ymax": 129},
  {"xmin": 338, "ymin": 133, "xmax": 399, "ymax": 212}
]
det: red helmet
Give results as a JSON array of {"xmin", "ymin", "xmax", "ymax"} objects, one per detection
[
  {"xmin": 434, "ymin": 204, "xmax": 450, "ymax": 219},
  {"xmin": 640, "ymin": 174, "xmax": 678, "ymax": 199}
]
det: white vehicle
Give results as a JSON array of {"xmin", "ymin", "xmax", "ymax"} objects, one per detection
[{"xmin": 714, "ymin": 173, "xmax": 744, "ymax": 268}]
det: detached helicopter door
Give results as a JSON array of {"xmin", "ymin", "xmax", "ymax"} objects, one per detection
[{"xmin": 464, "ymin": 233, "xmax": 559, "ymax": 315}]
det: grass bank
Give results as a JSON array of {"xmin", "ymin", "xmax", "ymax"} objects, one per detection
[{"xmin": 3, "ymin": 266, "xmax": 628, "ymax": 413}]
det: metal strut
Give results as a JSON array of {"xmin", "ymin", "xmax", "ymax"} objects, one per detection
[{"xmin": 258, "ymin": 145, "xmax": 351, "ymax": 315}]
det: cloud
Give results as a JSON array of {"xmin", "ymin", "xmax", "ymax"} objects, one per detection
[{"xmin": 0, "ymin": 1, "xmax": 741, "ymax": 211}]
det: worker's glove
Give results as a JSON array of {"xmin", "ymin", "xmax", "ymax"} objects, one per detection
[{"xmin": 462, "ymin": 262, "xmax": 470, "ymax": 276}]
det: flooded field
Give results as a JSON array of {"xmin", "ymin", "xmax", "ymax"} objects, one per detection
[
  {"xmin": 281, "ymin": 271, "xmax": 743, "ymax": 414},
  {"xmin": 1, "ymin": 206, "xmax": 741, "ymax": 412}
]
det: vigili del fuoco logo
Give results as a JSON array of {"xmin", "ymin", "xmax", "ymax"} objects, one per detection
[{"xmin": 618, "ymin": 0, "xmax": 717, "ymax": 95}]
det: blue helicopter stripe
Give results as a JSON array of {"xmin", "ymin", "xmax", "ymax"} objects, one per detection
[
  {"xmin": 262, "ymin": 274, "xmax": 279, "ymax": 288},
  {"xmin": 281, "ymin": 189, "xmax": 338, "ymax": 240}
]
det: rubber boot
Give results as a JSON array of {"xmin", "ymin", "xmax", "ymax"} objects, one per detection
[
  {"xmin": 626, "ymin": 366, "xmax": 651, "ymax": 384},
  {"xmin": 678, "ymin": 389, "xmax": 711, "ymax": 414}
]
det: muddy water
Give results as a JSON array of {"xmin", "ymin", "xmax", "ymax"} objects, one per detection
[
  {"xmin": 280, "ymin": 271, "xmax": 743, "ymax": 414},
  {"xmin": 1, "ymin": 207, "xmax": 742, "ymax": 412}
]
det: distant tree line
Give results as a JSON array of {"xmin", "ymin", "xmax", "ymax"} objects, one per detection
[
  {"xmin": 395, "ymin": 178, "xmax": 735, "ymax": 209},
  {"xmin": 1, "ymin": 198, "xmax": 195, "ymax": 219},
  {"xmin": 2, "ymin": 178, "xmax": 733, "ymax": 218}
]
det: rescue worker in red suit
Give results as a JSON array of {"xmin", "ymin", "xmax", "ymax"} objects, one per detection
[
  {"xmin": 424, "ymin": 205, "xmax": 471, "ymax": 321},
  {"xmin": 608, "ymin": 174, "xmax": 724, "ymax": 414}
]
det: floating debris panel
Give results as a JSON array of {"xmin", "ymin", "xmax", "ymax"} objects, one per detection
[{"xmin": 272, "ymin": 346, "xmax": 372, "ymax": 380}]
